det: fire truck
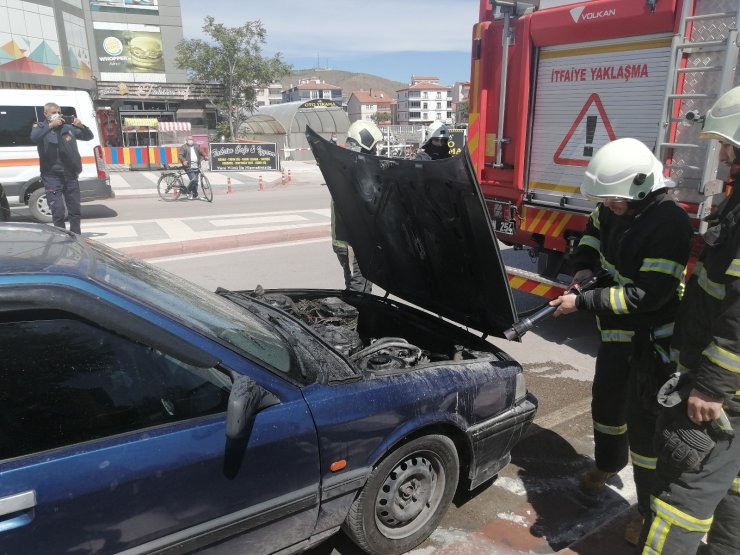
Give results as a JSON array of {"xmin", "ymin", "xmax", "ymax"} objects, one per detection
[{"xmin": 468, "ymin": 0, "xmax": 740, "ymax": 299}]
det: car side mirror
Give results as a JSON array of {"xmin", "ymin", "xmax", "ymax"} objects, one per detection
[{"xmin": 226, "ymin": 375, "xmax": 278, "ymax": 440}]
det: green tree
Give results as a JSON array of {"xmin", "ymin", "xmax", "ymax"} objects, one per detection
[
  {"xmin": 176, "ymin": 17, "xmax": 291, "ymax": 139},
  {"xmin": 372, "ymin": 112, "xmax": 392, "ymax": 124}
]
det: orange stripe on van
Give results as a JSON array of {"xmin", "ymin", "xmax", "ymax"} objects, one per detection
[{"xmin": 0, "ymin": 156, "xmax": 96, "ymax": 167}]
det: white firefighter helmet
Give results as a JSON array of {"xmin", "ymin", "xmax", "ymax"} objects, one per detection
[
  {"xmin": 346, "ymin": 120, "xmax": 383, "ymax": 152},
  {"xmin": 581, "ymin": 138, "xmax": 665, "ymax": 201},
  {"xmin": 424, "ymin": 121, "xmax": 449, "ymax": 145},
  {"xmin": 700, "ymin": 86, "xmax": 740, "ymax": 149}
]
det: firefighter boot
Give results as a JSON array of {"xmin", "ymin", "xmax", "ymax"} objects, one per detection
[
  {"xmin": 623, "ymin": 513, "xmax": 644, "ymax": 545},
  {"xmin": 579, "ymin": 466, "xmax": 617, "ymax": 496}
]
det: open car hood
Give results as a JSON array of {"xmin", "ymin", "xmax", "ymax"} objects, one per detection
[{"xmin": 306, "ymin": 127, "xmax": 517, "ymax": 338}]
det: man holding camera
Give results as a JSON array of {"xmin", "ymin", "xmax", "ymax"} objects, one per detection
[{"xmin": 30, "ymin": 102, "xmax": 93, "ymax": 234}]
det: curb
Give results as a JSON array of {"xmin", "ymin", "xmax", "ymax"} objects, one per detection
[{"xmin": 120, "ymin": 224, "xmax": 331, "ymax": 260}]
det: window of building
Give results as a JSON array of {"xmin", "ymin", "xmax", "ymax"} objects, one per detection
[
  {"xmin": 447, "ymin": 112, "xmax": 453, "ymax": 119},
  {"xmin": 0, "ymin": 317, "xmax": 232, "ymax": 460},
  {"xmin": 422, "ymin": 112, "xmax": 428, "ymax": 120},
  {"xmin": 410, "ymin": 111, "xmax": 421, "ymax": 119},
  {"xmin": 409, "ymin": 91, "xmax": 420, "ymax": 98},
  {"xmin": 422, "ymin": 92, "xmax": 428, "ymax": 99},
  {"xmin": 422, "ymin": 102, "xmax": 427, "ymax": 109},
  {"xmin": 436, "ymin": 102, "xmax": 441, "ymax": 109},
  {"xmin": 436, "ymin": 92, "xmax": 442, "ymax": 99},
  {"xmin": 410, "ymin": 101, "xmax": 420, "ymax": 108}
]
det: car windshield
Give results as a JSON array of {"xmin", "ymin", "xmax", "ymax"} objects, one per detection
[{"xmin": 85, "ymin": 240, "xmax": 291, "ymax": 373}]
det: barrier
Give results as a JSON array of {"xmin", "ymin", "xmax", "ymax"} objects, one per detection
[
  {"xmin": 227, "ymin": 177, "xmax": 232, "ymax": 194},
  {"xmin": 103, "ymin": 146, "xmax": 181, "ymax": 169},
  {"xmin": 258, "ymin": 175, "xmax": 263, "ymax": 191}
]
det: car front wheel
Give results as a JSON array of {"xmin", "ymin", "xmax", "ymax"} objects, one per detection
[
  {"xmin": 342, "ymin": 434, "xmax": 459, "ymax": 555},
  {"xmin": 28, "ymin": 188, "xmax": 53, "ymax": 223}
]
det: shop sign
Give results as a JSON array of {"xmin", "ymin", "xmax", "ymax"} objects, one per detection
[
  {"xmin": 447, "ymin": 128, "xmax": 467, "ymax": 156},
  {"xmin": 94, "ymin": 24, "xmax": 164, "ymax": 74},
  {"xmin": 97, "ymin": 82, "xmax": 222, "ymax": 101},
  {"xmin": 300, "ymin": 99, "xmax": 340, "ymax": 109},
  {"xmin": 90, "ymin": 0, "xmax": 159, "ymax": 14},
  {"xmin": 210, "ymin": 142, "xmax": 279, "ymax": 172}
]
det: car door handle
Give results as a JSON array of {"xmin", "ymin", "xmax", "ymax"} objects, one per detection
[{"xmin": 0, "ymin": 491, "xmax": 36, "ymax": 518}]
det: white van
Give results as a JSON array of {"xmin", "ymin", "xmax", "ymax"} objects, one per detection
[{"xmin": 0, "ymin": 89, "xmax": 113, "ymax": 223}]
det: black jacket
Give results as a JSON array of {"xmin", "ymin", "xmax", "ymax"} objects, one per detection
[
  {"xmin": 672, "ymin": 179, "xmax": 740, "ymax": 413},
  {"xmin": 573, "ymin": 191, "xmax": 693, "ymax": 340},
  {"xmin": 30, "ymin": 121, "xmax": 93, "ymax": 175}
]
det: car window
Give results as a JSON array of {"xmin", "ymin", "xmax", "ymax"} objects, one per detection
[
  {"xmin": 86, "ymin": 241, "xmax": 293, "ymax": 374},
  {"xmin": 0, "ymin": 317, "xmax": 232, "ymax": 461},
  {"xmin": 0, "ymin": 105, "xmax": 77, "ymax": 148}
]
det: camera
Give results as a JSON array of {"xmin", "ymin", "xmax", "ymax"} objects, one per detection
[
  {"xmin": 63, "ymin": 115, "xmax": 76, "ymax": 124},
  {"xmin": 684, "ymin": 110, "xmax": 703, "ymax": 124}
]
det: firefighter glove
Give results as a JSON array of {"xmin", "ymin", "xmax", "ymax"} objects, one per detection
[{"xmin": 655, "ymin": 409, "xmax": 715, "ymax": 472}]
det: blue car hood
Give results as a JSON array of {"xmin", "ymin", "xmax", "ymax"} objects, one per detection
[{"xmin": 306, "ymin": 127, "xmax": 517, "ymax": 338}]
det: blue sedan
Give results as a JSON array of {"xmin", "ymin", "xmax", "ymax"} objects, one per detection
[{"xmin": 0, "ymin": 139, "xmax": 536, "ymax": 554}]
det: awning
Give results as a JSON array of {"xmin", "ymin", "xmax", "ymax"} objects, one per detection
[
  {"xmin": 124, "ymin": 117, "xmax": 159, "ymax": 128},
  {"xmin": 158, "ymin": 121, "xmax": 192, "ymax": 131}
]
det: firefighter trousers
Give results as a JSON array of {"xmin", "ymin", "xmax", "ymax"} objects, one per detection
[
  {"xmin": 592, "ymin": 341, "xmax": 659, "ymax": 516},
  {"xmin": 641, "ymin": 410, "xmax": 740, "ymax": 555}
]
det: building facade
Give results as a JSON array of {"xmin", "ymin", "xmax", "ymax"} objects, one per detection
[
  {"xmin": 256, "ymin": 82, "xmax": 283, "ymax": 107},
  {"xmin": 0, "ymin": 0, "xmax": 220, "ymax": 148},
  {"xmin": 282, "ymin": 78, "xmax": 341, "ymax": 105},
  {"xmin": 346, "ymin": 90, "xmax": 394, "ymax": 124},
  {"xmin": 395, "ymin": 75, "xmax": 452, "ymax": 126},
  {"xmin": 451, "ymin": 81, "xmax": 470, "ymax": 125}
]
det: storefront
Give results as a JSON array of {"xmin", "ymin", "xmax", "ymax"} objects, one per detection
[{"xmin": 95, "ymin": 81, "xmax": 222, "ymax": 147}]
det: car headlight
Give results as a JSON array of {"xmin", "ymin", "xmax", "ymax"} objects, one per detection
[{"xmin": 515, "ymin": 371, "xmax": 527, "ymax": 403}]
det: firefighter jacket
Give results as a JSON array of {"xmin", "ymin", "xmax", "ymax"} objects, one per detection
[
  {"xmin": 671, "ymin": 180, "xmax": 740, "ymax": 413},
  {"xmin": 572, "ymin": 191, "xmax": 693, "ymax": 345}
]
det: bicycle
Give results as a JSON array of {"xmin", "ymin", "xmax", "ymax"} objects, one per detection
[{"xmin": 157, "ymin": 164, "xmax": 213, "ymax": 203}]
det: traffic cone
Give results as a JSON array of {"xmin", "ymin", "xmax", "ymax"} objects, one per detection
[
  {"xmin": 288, "ymin": 169, "xmax": 292, "ymax": 182},
  {"xmin": 281, "ymin": 171, "xmax": 286, "ymax": 187},
  {"xmin": 258, "ymin": 175, "xmax": 263, "ymax": 191},
  {"xmin": 227, "ymin": 177, "xmax": 232, "ymax": 194}
]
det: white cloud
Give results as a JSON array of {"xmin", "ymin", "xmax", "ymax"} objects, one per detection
[{"xmin": 180, "ymin": 0, "xmax": 479, "ymax": 56}]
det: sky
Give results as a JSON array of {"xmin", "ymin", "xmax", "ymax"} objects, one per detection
[{"xmin": 178, "ymin": 0, "xmax": 481, "ymax": 86}]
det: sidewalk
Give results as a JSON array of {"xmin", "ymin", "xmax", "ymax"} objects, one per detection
[{"xmin": 108, "ymin": 160, "xmax": 323, "ymax": 198}]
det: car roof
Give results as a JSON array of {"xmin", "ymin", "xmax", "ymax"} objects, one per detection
[{"xmin": 0, "ymin": 224, "xmax": 90, "ymax": 276}]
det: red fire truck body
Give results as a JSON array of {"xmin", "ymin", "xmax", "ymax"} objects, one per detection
[{"xmin": 469, "ymin": 0, "xmax": 740, "ymax": 297}]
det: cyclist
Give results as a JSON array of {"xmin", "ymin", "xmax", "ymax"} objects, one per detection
[{"xmin": 178, "ymin": 136, "xmax": 207, "ymax": 199}]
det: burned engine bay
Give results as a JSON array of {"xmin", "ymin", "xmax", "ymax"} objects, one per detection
[{"xmin": 251, "ymin": 289, "xmax": 503, "ymax": 375}]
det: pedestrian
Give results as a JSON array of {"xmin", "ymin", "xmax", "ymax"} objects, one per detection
[
  {"xmin": 30, "ymin": 102, "xmax": 94, "ymax": 234},
  {"xmin": 549, "ymin": 138, "xmax": 693, "ymax": 544},
  {"xmin": 178, "ymin": 135, "xmax": 206, "ymax": 199},
  {"xmin": 331, "ymin": 120, "xmax": 382, "ymax": 293},
  {"xmin": 640, "ymin": 86, "xmax": 740, "ymax": 555},
  {"xmin": 416, "ymin": 121, "xmax": 451, "ymax": 160}
]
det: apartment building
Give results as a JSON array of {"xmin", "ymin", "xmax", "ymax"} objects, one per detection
[
  {"xmin": 256, "ymin": 82, "xmax": 283, "ymax": 107},
  {"xmin": 346, "ymin": 90, "xmax": 394, "ymax": 123},
  {"xmin": 282, "ymin": 78, "xmax": 341, "ymax": 105},
  {"xmin": 395, "ymin": 75, "xmax": 452, "ymax": 126}
]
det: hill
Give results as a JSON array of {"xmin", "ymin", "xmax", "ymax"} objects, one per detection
[{"xmin": 280, "ymin": 68, "xmax": 407, "ymax": 101}]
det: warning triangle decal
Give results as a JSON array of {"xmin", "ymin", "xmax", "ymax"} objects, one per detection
[{"xmin": 553, "ymin": 93, "xmax": 616, "ymax": 167}]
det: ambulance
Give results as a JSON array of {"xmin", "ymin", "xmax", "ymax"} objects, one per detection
[
  {"xmin": 468, "ymin": 0, "xmax": 740, "ymax": 298},
  {"xmin": 0, "ymin": 89, "xmax": 113, "ymax": 223}
]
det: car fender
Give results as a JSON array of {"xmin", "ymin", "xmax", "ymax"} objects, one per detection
[
  {"xmin": 365, "ymin": 409, "xmax": 473, "ymax": 470},
  {"xmin": 19, "ymin": 176, "xmax": 42, "ymax": 204}
]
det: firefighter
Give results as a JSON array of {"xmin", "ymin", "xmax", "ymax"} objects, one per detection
[
  {"xmin": 640, "ymin": 86, "xmax": 740, "ymax": 555},
  {"xmin": 330, "ymin": 120, "xmax": 381, "ymax": 293},
  {"xmin": 550, "ymin": 138, "xmax": 693, "ymax": 544},
  {"xmin": 416, "ymin": 121, "xmax": 451, "ymax": 160}
]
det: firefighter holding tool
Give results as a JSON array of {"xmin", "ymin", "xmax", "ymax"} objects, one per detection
[{"xmin": 550, "ymin": 138, "xmax": 693, "ymax": 544}]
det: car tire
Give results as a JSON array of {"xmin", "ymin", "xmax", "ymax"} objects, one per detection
[
  {"xmin": 342, "ymin": 434, "xmax": 459, "ymax": 555},
  {"xmin": 28, "ymin": 187, "xmax": 54, "ymax": 223}
]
